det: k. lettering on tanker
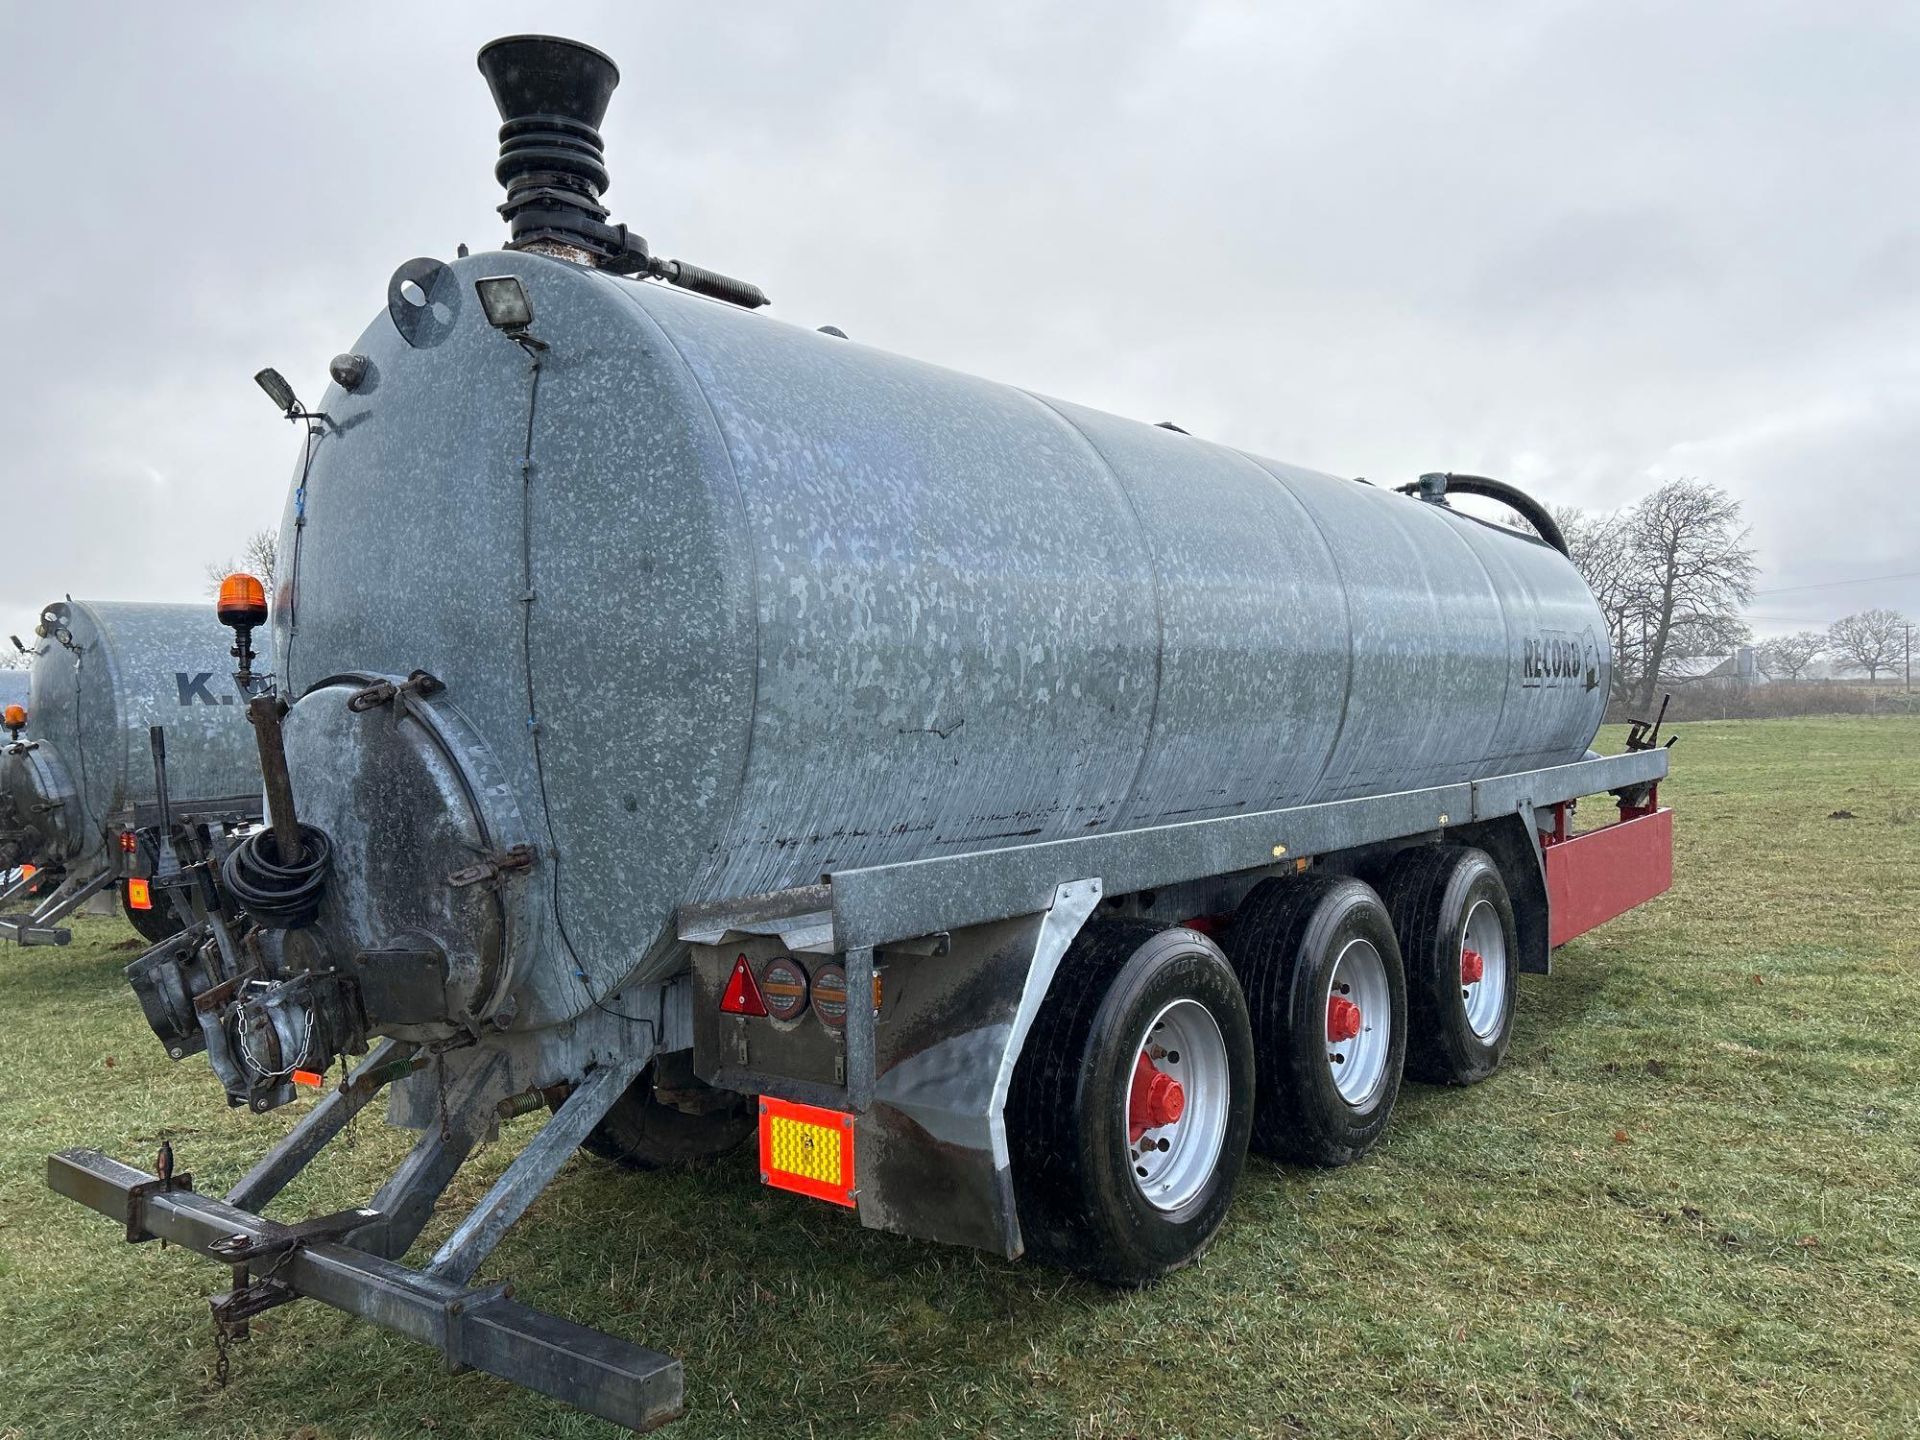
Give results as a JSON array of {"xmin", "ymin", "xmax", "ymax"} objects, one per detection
[{"xmin": 173, "ymin": 672, "xmax": 254, "ymax": 707}]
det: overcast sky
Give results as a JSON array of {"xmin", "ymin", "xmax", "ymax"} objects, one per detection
[{"xmin": 2, "ymin": 1, "xmax": 1915, "ymax": 647}]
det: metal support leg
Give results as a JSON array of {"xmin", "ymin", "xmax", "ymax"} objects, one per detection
[
  {"xmin": 48, "ymin": 1148, "xmax": 684, "ymax": 1432},
  {"xmin": 428, "ymin": 1054, "xmax": 647, "ymax": 1285},
  {"xmin": 227, "ymin": 1040, "xmax": 419, "ymax": 1212},
  {"xmin": 0, "ymin": 867, "xmax": 41, "ymax": 909},
  {"xmin": 0, "ymin": 866, "xmax": 113, "ymax": 945},
  {"xmin": 355, "ymin": 1052, "xmax": 508, "ymax": 1260},
  {"xmin": 360, "ymin": 1127, "xmax": 479, "ymax": 1261}
]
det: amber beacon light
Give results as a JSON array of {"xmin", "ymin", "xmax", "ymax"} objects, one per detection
[
  {"xmin": 216, "ymin": 572, "xmax": 268, "ymax": 630},
  {"xmin": 216, "ymin": 572, "xmax": 269, "ymax": 689}
]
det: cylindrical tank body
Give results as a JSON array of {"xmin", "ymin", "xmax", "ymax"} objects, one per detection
[
  {"xmin": 0, "ymin": 601, "xmax": 264, "ymax": 872},
  {"xmin": 276, "ymin": 251, "xmax": 1606, "ymax": 1030}
]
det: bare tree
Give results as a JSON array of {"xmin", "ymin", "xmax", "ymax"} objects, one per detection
[
  {"xmin": 204, "ymin": 529, "xmax": 280, "ymax": 598},
  {"xmin": 1757, "ymin": 630, "xmax": 1826, "ymax": 681},
  {"xmin": 1557, "ymin": 505, "xmax": 1643, "ymax": 703},
  {"xmin": 1555, "ymin": 481, "xmax": 1756, "ymax": 708},
  {"xmin": 1827, "ymin": 608, "xmax": 1908, "ymax": 683},
  {"xmin": 1625, "ymin": 480, "xmax": 1757, "ymax": 709}
]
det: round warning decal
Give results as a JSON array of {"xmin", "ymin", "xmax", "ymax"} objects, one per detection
[
  {"xmin": 811, "ymin": 962, "xmax": 848, "ymax": 1029},
  {"xmin": 760, "ymin": 956, "xmax": 810, "ymax": 1022}
]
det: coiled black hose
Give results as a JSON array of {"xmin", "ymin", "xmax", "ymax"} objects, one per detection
[
  {"xmin": 222, "ymin": 825, "xmax": 332, "ymax": 930},
  {"xmin": 1397, "ymin": 473, "xmax": 1571, "ymax": 558}
]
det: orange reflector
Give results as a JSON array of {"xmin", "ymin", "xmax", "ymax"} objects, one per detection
[
  {"xmin": 291, "ymin": 1068, "xmax": 326, "ymax": 1089},
  {"xmin": 126, "ymin": 877, "xmax": 152, "ymax": 911},
  {"xmin": 758, "ymin": 1096, "xmax": 856, "ymax": 1208},
  {"xmin": 719, "ymin": 954, "xmax": 768, "ymax": 1016},
  {"xmin": 19, "ymin": 864, "xmax": 36, "ymax": 880}
]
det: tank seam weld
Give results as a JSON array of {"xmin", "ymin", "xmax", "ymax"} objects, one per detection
[
  {"xmin": 1440, "ymin": 512, "xmax": 1519, "ymax": 778},
  {"xmin": 593, "ymin": 274, "xmax": 763, "ymax": 900},
  {"xmin": 1015, "ymin": 392, "xmax": 1165, "ymax": 833},
  {"xmin": 1223, "ymin": 451, "xmax": 1355, "ymax": 802}
]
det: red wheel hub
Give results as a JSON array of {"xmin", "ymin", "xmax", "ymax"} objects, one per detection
[
  {"xmin": 1327, "ymin": 994, "xmax": 1362, "ymax": 1044},
  {"xmin": 1460, "ymin": 948, "xmax": 1485, "ymax": 985},
  {"xmin": 1128, "ymin": 1051, "xmax": 1186, "ymax": 1143}
]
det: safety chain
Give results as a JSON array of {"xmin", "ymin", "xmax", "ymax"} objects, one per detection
[{"xmin": 208, "ymin": 1243, "xmax": 299, "ymax": 1391}]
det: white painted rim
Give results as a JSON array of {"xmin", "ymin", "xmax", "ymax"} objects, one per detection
[
  {"xmin": 1327, "ymin": 938, "xmax": 1391, "ymax": 1107},
  {"xmin": 1125, "ymin": 997, "xmax": 1230, "ymax": 1213},
  {"xmin": 1461, "ymin": 898, "xmax": 1509, "ymax": 1040}
]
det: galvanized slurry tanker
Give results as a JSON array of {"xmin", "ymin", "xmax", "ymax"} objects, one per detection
[
  {"xmin": 0, "ymin": 601, "xmax": 264, "ymax": 945},
  {"xmin": 50, "ymin": 35, "xmax": 1675, "ymax": 1433}
]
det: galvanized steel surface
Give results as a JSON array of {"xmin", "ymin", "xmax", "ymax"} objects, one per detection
[
  {"xmin": 276, "ymin": 249, "xmax": 1608, "ymax": 1028},
  {"xmin": 0, "ymin": 601, "xmax": 262, "ymax": 870}
]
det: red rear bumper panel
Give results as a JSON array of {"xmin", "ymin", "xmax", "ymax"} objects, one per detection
[{"xmin": 1545, "ymin": 808, "xmax": 1674, "ymax": 948}]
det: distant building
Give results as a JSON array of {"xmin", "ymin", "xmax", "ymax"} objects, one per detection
[{"xmin": 1665, "ymin": 645, "xmax": 1771, "ymax": 688}]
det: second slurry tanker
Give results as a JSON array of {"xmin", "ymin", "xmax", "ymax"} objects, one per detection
[
  {"xmin": 1, "ymin": 600, "xmax": 263, "ymax": 944},
  {"xmin": 50, "ymin": 35, "xmax": 1676, "ymax": 1433}
]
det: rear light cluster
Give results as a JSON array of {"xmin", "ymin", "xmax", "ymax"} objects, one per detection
[
  {"xmin": 120, "ymin": 830, "xmax": 139, "ymax": 854},
  {"xmin": 718, "ymin": 952, "xmax": 879, "ymax": 1030}
]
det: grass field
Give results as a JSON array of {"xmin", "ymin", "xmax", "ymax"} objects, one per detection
[{"xmin": 3, "ymin": 716, "xmax": 1916, "ymax": 1440}]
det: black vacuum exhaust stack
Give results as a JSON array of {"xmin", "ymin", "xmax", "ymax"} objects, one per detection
[
  {"xmin": 477, "ymin": 35, "xmax": 620, "ymax": 262},
  {"xmin": 477, "ymin": 34, "xmax": 769, "ymax": 309}
]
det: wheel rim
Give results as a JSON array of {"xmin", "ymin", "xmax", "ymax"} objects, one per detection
[
  {"xmin": 1326, "ymin": 938, "xmax": 1391, "ymax": 1106},
  {"xmin": 1460, "ymin": 898, "xmax": 1508, "ymax": 1040},
  {"xmin": 1124, "ymin": 997, "xmax": 1230, "ymax": 1213}
]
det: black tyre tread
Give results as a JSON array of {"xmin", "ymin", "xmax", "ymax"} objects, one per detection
[
  {"xmin": 1230, "ymin": 873, "xmax": 1346, "ymax": 1084},
  {"xmin": 122, "ymin": 887, "xmax": 184, "ymax": 946},
  {"xmin": 1008, "ymin": 918, "xmax": 1167, "ymax": 1279},
  {"xmin": 1008, "ymin": 918, "xmax": 1254, "ymax": 1287},
  {"xmin": 1377, "ymin": 845, "xmax": 1515, "ymax": 1086},
  {"xmin": 582, "ymin": 1066, "xmax": 754, "ymax": 1171},
  {"xmin": 1226, "ymin": 873, "xmax": 1407, "ymax": 1166}
]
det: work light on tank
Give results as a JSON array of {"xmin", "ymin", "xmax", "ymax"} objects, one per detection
[
  {"xmin": 475, "ymin": 275, "xmax": 535, "ymax": 333},
  {"xmin": 254, "ymin": 367, "xmax": 299, "ymax": 416}
]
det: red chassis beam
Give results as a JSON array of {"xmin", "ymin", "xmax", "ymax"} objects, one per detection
[{"xmin": 1542, "ymin": 806, "xmax": 1673, "ymax": 949}]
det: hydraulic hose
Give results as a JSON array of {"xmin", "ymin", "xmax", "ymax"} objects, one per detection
[
  {"xmin": 222, "ymin": 825, "xmax": 332, "ymax": 930},
  {"xmin": 1397, "ymin": 473, "xmax": 1571, "ymax": 558}
]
